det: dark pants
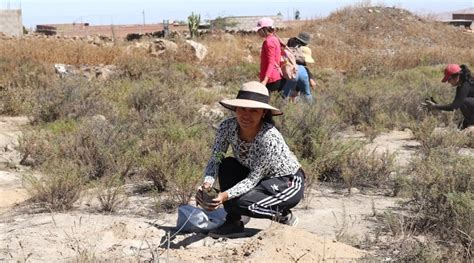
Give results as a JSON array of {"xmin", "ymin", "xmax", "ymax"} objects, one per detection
[
  {"xmin": 218, "ymin": 157, "xmax": 304, "ymax": 222},
  {"xmin": 266, "ymin": 80, "xmax": 282, "ymax": 93},
  {"xmin": 459, "ymin": 97, "xmax": 474, "ymax": 129}
]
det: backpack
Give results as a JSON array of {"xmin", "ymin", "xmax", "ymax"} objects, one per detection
[{"xmin": 276, "ymin": 36, "xmax": 298, "ymax": 80}]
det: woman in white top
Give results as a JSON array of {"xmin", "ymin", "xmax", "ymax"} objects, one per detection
[{"xmin": 195, "ymin": 81, "xmax": 305, "ymax": 238}]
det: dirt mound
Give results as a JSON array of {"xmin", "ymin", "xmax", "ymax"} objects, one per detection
[
  {"xmin": 321, "ymin": 6, "xmax": 471, "ymax": 48},
  {"xmin": 327, "ymin": 6, "xmax": 422, "ymax": 33},
  {"xmin": 230, "ymin": 224, "xmax": 366, "ymax": 262}
]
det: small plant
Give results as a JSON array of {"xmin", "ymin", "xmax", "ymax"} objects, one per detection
[
  {"xmin": 341, "ymin": 149, "xmax": 395, "ymax": 192},
  {"xmin": 96, "ymin": 174, "xmax": 128, "ymax": 212},
  {"xmin": 24, "ymin": 160, "xmax": 84, "ymax": 211}
]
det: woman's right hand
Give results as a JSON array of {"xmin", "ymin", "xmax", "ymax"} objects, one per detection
[{"xmin": 195, "ymin": 182, "xmax": 211, "ymax": 209}]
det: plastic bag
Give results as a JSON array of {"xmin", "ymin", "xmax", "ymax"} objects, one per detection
[{"xmin": 176, "ymin": 204, "xmax": 227, "ymax": 233}]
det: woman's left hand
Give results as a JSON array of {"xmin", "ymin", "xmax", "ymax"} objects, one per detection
[
  {"xmin": 422, "ymin": 100, "xmax": 437, "ymax": 109},
  {"xmin": 208, "ymin": 192, "xmax": 229, "ymax": 210}
]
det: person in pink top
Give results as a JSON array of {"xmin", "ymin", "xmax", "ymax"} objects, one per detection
[{"xmin": 255, "ymin": 17, "xmax": 282, "ymax": 93}]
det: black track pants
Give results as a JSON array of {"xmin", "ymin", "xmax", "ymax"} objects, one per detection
[{"xmin": 217, "ymin": 157, "xmax": 304, "ymax": 222}]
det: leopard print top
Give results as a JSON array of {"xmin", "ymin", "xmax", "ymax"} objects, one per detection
[{"xmin": 203, "ymin": 117, "xmax": 300, "ymax": 199}]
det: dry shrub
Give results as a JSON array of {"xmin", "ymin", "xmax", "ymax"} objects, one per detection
[
  {"xmin": 411, "ymin": 117, "xmax": 470, "ymax": 155},
  {"xmin": 146, "ymin": 139, "xmax": 207, "ymax": 206},
  {"xmin": 0, "ymin": 57, "xmax": 53, "ymax": 115},
  {"xmin": 277, "ymin": 103, "xmax": 355, "ymax": 184},
  {"xmin": 0, "ymin": 38, "xmax": 123, "ymax": 66},
  {"xmin": 404, "ymin": 149, "xmax": 473, "ymax": 260},
  {"xmin": 19, "ymin": 117, "xmax": 139, "ymax": 181},
  {"xmin": 115, "ymin": 54, "xmax": 162, "ymax": 80},
  {"xmin": 24, "ymin": 160, "xmax": 84, "ymax": 211},
  {"xmin": 341, "ymin": 149, "xmax": 395, "ymax": 192},
  {"xmin": 32, "ymin": 78, "xmax": 112, "ymax": 123},
  {"xmin": 96, "ymin": 174, "xmax": 128, "ymax": 212}
]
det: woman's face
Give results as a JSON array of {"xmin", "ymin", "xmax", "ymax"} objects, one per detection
[
  {"xmin": 235, "ymin": 107, "xmax": 266, "ymax": 131},
  {"xmin": 257, "ymin": 28, "xmax": 266, "ymax": 38},
  {"xmin": 447, "ymin": 75, "xmax": 460, "ymax": 87}
]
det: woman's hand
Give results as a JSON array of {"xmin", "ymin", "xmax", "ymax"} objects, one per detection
[
  {"xmin": 208, "ymin": 192, "xmax": 228, "ymax": 210},
  {"xmin": 421, "ymin": 99, "xmax": 437, "ymax": 110}
]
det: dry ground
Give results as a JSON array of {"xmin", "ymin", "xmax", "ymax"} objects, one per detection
[{"xmin": 0, "ymin": 116, "xmax": 427, "ymax": 262}]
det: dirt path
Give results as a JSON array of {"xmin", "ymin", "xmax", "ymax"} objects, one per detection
[
  {"xmin": 1, "ymin": 121, "xmax": 417, "ymax": 262},
  {"xmin": 0, "ymin": 117, "xmax": 29, "ymax": 213}
]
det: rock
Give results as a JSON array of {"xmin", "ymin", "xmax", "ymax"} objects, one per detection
[
  {"xmin": 54, "ymin": 63, "xmax": 75, "ymax": 78},
  {"xmin": 349, "ymin": 187, "xmax": 360, "ymax": 194},
  {"xmin": 185, "ymin": 40, "xmax": 208, "ymax": 61},
  {"xmin": 198, "ymin": 105, "xmax": 224, "ymax": 120},
  {"xmin": 91, "ymin": 114, "xmax": 107, "ymax": 123},
  {"xmin": 152, "ymin": 39, "xmax": 178, "ymax": 54}
]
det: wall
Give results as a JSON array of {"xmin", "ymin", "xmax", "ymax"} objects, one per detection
[
  {"xmin": 211, "ymin": 15, "xmax": 285, "ymax": 32},
  {"xmin": 453, "ymin": 13, "xmax": 474, "ymax": 21},
  {"xmin": 0, "ymin": 9, "xmax": 23, "ymax": 37}
]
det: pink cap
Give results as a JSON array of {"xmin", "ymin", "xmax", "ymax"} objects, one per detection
[
  {"xmin": 255, "ymin": 17, "xmax": 274, "ymax": 31},
  {"xmin": 442, "ymin": 64, "xmax": 461, "ymax": 82}
]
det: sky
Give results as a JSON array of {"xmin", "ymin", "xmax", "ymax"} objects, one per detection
[{"xmin": 1, "ymin": 0, "xmax": 473, "ymax": 28}]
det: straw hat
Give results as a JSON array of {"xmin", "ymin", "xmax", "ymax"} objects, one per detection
[
  {"xmin": 300, "ymin": 46, "xmax": 315, "ymax": 64},
  {"xmin": 219, "ymin": 81, "xmax": 283, "ymax": 116}
]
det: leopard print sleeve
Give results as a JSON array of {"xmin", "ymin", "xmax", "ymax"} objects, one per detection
[{"xmin": 202, "ymin": 118, "xmax": 234, "ymax": 186}]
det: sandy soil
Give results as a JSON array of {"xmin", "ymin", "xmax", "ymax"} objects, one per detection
[
  {"xmin": 0, "ymin": 116, "xmax": 439, "ymax": 262},
  {"xmin": 0, "ymin": 117, "xmax": 29, "ymax": 214}
]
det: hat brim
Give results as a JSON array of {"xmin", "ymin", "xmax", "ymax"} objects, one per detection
[
  {"xmin": 441, "ymin": 75, "xmax": 449, "ymax": 82},
  {"xmin": 304, "ymin": 56, "xmax": 315, "ymax": 63},
  {"xmin": 295, "ymin": 36, "xmax": 309, "ymax": 45},
  {"xmin": 219, "ymin": 99, "xmax": 283, "ymax": 116}
]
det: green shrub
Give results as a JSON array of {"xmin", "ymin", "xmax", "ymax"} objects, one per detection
[
  {"xmin": 341, "ymin": 149, "xmax": 396, "ymax": 192},
  {"xmin": 404, "ymin": 149, "xmax": 473, "ymax": 259},
  {"xmin": 0, "ymin": 58, "xmax": 53, "ymax": 115},
  {"xmin": 24, "ymin": 160, "xmax": 84, "ymax": 211}
]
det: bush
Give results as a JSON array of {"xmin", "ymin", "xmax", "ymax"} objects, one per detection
[
  {"xmin": 24, "ymin": 160, "xmax": 84, "ymax": 211},
  {"xmin": 277, "ymin": 103, "xmax": 357, "ymax": 184},
  {"xmin": 404, "ymin": 149, "xmax": 473, "ymax": 259},
  {"xmin": 341, "ymin": 149, "xmax": 396, "ymax": 192},
  {"xmin": 96, "ymin": 174, "xmax": 127, "ymax": 212}
]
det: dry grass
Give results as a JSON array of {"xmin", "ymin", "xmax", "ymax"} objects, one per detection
[{"xmin": 1, "ymin": 5, "xmax": 472, "ymax": 260}]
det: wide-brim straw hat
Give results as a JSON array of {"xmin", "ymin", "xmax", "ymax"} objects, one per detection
[
  {"xmin": 219, "ymin": 81, "xmax": 283, "ymax": 116},
  {"xmin": 300, "ymin": 46, "xmax": 315, "ymax": 64}
]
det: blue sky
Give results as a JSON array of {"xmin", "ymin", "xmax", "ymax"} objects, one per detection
[{"xmin": 3, "ymin": 0, "xmax": 473, "ymax": 27}]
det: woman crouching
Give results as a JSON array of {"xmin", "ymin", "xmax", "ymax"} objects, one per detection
[{"xmin": 195, "ymin": 81, "xmax": 304, "ymax": 238}]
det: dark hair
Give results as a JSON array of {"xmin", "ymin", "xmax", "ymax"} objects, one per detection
[
  {"xmin": 263, "ymin": 110, "xmax": 275, "ymax": 125},
  {"xmin": 260, "ymin": 27, "xmax": 275, "ymax": 35},
  {"xmin": 459, "ymin": 64, "xmax": 473, "ymax": 84}
]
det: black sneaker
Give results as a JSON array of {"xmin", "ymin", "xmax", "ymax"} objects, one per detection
[
  {"xmin": 277, "ymin": 211, "xmax": 299, "ymax": 227},
  {"xmin": 209, "ymin": 220, "xmax": 245, "ymax": 238}
]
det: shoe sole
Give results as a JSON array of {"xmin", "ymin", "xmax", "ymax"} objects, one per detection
[{"xmin": 288, "ymin": 216, "xmax": 299, "ymax": 227}]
